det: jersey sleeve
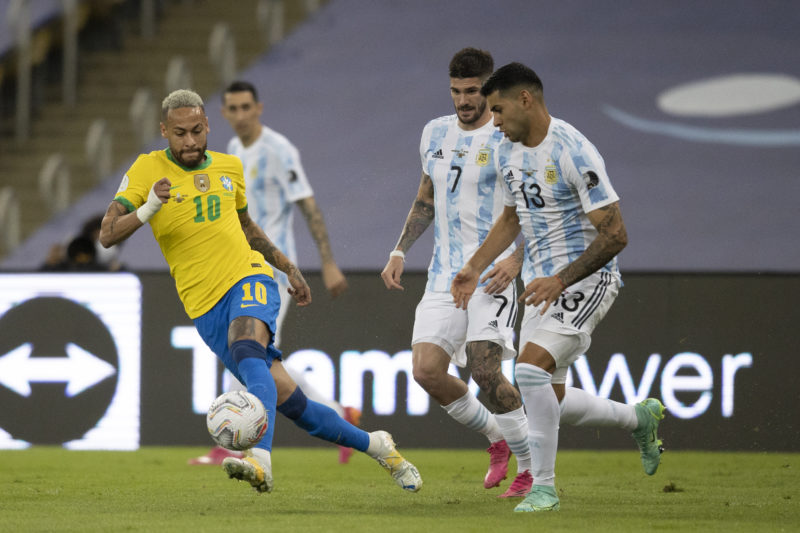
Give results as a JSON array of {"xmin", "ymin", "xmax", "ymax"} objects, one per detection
[
  {"xmin": 495, "ymin": 140, "xmax": 517, "ymax": 207},
  {"xmin": 419, "ymin": 121, "xmax": 432, "ymax": 170},
  {"xmin": 232, "ymin": 156, "xmax": 248, "ymax": 212},
  {"xmin": 113, "ymin": 155, "xmax": 153, "ymax": 213},
  {"xmin": 276, "ymin": 139, "xmax": 314, "ymax": 203},
  {"xmin": 564, "ymin": 139, "xmax": 619, "ymax": 213}
]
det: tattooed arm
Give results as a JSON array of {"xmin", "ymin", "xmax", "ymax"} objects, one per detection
[
  {"xmin": 380, "ymin": 172, "xmax": 435, "ymax": 290},
  {"xmin": 99, "ymin": 177, "xmax": 171, "ymax": 248},
  {"xmin": 239, "ymin": 210, "xmax": 311, "ymax": 306},
  {"xmin": 557, "ymin": 202, "xmax": 628, "ymax": 286},
  {"xmin": 296, "ymin": 196, "xmax": 347, "ymax": 298},
  {"xmin": 519, "ymin": 201, "xmax": 628, "ymax": 315}
]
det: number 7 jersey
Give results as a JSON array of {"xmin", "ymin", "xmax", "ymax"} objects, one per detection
[
  {"xmin": 420, "ymin": 115, "xmax": 514, "ymax": 292},
  {"xmin": 114, "ymin": 148, "xmax": 274, "ymax": 318}
]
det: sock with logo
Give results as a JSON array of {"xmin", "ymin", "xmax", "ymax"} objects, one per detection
[
  {"xmin": 231, "ymin": 339, "xmax": 277, "ymax": 452},
  {"xmin": 278, "ymin": 386, "xmax": 370, "ymax": 451},
  {"xmin": 442, "ymin": 390, "xmax": 505, "ymax": 443},
  {"xmin": 560, "ymin": 386, "xmax": 638, "ymax": 430},
  {"xmin": 516, "ymin": 363, "xmax": 559, "ymax": 486}
]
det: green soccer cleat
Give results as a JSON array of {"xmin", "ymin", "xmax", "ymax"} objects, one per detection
[
  {"xmin": 222, "ymin": 454, "xmax": 273, "ymax": 493},
  {"xmin": 513, "ymin": 484, "xmax": 560, "ymax": 512},
  {"xmin": 632, "ymin": 398, "xmax": 666, "ymax": 475}
]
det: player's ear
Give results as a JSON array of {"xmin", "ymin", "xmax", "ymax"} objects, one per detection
[{"xmin": 160, "ymin": 122, "xmax": 167, "ymax": 139}]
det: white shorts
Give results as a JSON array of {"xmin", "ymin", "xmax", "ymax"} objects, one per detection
[
  {"xmin": 412, "ymin": 285, "xmax": 518, "ymax": 368},
  {"xmin": 519, "ymin": 271, "xmax": 619, "ymax": 384}
]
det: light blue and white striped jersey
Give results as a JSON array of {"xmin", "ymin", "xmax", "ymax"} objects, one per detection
[
  {"xmin": 496, "ymin": 117, "xmax": 621, "ymax": 285},
  {"xmin": 420, "ymin": 115, "xmax": 515, "ymax": 292},
  {"xmin": 227, "ymin": 125, "xmax": 313, "ymax": 266}
]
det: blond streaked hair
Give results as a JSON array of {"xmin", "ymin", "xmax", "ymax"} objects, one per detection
[{"xmin": 161, "ymin": 89, "xmax": 205, "ymax": 120}]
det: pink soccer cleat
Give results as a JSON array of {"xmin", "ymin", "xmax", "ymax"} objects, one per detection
[
  {"xmin": 338, "ymin": 406, "xmax": 362, "ymax": 464},
  {"xmin": 498, "ymin": 470, "xmax": 533, "ymax": 498},
  {"xmin": 484, "ymin": 440, "xmax": 511, "ymax": 488},
  {"xmin": 188, "ymin": 446, "xmax": 243, "ymax": 465}
]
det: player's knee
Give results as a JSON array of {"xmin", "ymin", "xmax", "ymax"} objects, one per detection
[
  {"xmin": 412, "ymin": 364, "xmax": 445, "ymax": 393},
  {"xmin": 277, "ymin": 386, "xmax": 307, "ymax": 420},
  {"xmin": 230, "ymin": 339, "xmax": 269, "ymax": 364}
]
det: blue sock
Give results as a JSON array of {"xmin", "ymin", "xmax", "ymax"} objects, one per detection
[
  {"xmin": 231, "ymin": 339, "xmax": 277, "ymax": 453},
  {"xmin": 278, "ymin": 387, "xmax": 369, "ymax": 451}
]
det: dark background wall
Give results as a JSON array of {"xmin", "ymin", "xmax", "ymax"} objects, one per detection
[{"xmin": 0, "ymin": 271, "xmax": 795, "ymax": 451}]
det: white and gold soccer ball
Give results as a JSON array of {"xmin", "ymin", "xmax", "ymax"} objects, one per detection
[{"xmin": 206, "ymin": 391, "xmax": 268, "ymax": 451}]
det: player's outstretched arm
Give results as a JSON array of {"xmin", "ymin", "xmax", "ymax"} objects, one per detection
[
  {"xmin": 296, "ymin": 196, "xmax": 348, "ymax": 298},
  {"xmin": 99, "ymin": 177, "xmax": 171, "ymax": 248},
  {"xmin": 380, "ymin": 172, "xmax": 434, "ymax": 290},
  {"xmin": 239, "ymin": 210, "xmax": 311, "ymax": 306}
]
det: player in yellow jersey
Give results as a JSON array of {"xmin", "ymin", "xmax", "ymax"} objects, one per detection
[{"xmin": 99, "ymin": 89, "xmax": 422, "ymax": 494}]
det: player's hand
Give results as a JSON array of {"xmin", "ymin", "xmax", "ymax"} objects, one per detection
[
  {"xmin": 153, "ymin": 177, "xmax": 171, "ymax": 203},
  {"xmin": 519, "ymin": 276, "xmax": 564, "ymax": 315},
  {"xmin": 481, "ymin": 254, "xmax": 521, "ymax": 294},
  {"xmin": 137, "ymin": 177, "xmax": 172, "ymax": 224},
  {"xmin": 381, "ymin": 256, "xmax": 405, "ymax": 290},
  {"xmin": 451, "ymin": 265, "xmax": 479, "ymax": 310},
  {"xmin": 322, "ymin": 262, "xmax": 348, "ymax": 298},
  {"xmin": 287, "ymin": 267, "xmax": 312, "ymax": 306}
]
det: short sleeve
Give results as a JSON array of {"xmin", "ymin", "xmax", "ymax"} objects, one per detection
[
  {"xmin": 231, "ymin": 156, "xmax": 248, "ymax": 212},
  {"xmin": 419, "ymin": 121, "xmax": 432, "ymax": 170},
  {"xmin": 564, "ymin": 140, "xmax": 619, "ymax": 213},
  {"xmin": 494, "ymin": 140, "xmax": 517, "ymax": 207},
  {"xmin": 113, "ymin": 155, "xmax": 152, "ymax": 213},
  {"xmin": 277, "ymin": 141, "xmax": 313, "ymax": 203}
]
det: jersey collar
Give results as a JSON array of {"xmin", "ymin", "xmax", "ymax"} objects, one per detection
[{"xmin": 165, "ymin": 148, "xmax": 213, "ymax": 171}]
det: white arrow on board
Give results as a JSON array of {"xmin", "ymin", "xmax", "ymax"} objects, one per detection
[{"xmin": 0, "ymin": 342, "xmax": 116, "ymax": 397}]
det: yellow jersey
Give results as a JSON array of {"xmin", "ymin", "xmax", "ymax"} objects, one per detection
[{"xmin": 114, "ymin": 148, "xmax": 274, "ymax": 318}]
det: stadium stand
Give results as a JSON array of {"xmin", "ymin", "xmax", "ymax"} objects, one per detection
[
  {"xmin": 1, "ymin": 0, "xmax": 798, "ymax": 273},
  {"xmin": 0, "ymin": 0, "xmax": 321, "ymax": 257}
]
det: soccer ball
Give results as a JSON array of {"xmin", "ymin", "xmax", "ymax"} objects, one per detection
[{"xmin": 206, "ymin": 391, "xmax": 268, "ymax": 451}]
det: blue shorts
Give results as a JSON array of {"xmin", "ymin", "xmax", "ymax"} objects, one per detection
[{"xmin": 194, "ymin": 274, "xmax": 283, "ymax": 382}]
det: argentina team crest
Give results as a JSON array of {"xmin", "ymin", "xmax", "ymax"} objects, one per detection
[
  {"xmin": 194, "ymin": 174, "xmax": 210, "ymax": 192},
  {"xmin": 475, "ymin": 148, "xmax": 491, "ymax": 167},
  {"xmin": 545, "ymin": 165, "xmax": 560, "ymax": 185}
]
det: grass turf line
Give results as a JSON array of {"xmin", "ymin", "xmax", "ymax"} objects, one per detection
[{"xmin": 1, "ymin": 447, "xmax": 797, "ymax": 532}]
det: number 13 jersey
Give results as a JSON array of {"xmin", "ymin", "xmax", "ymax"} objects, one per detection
[{"xmin": 496, "ymin": 116, "xmax": 621, "ymax": 285}]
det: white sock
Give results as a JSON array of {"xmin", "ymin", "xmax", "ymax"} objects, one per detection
[
  {"xmin": 442, "ymin": 391, "xmax": 504, "ymax": 443},
  {"xmin": 495, "ymin": 406, "xmax": 532, "ymax": 473},
  {"xmin": 516, "ymin": 363, "xmax": 559, "ymax": 486},
  {"xmin": 248, "ymin": 447, "xmax": 272, "ymax": 470},
  {"xmin": 365, "ymin": 431, "xmax": 383, "ymax": 458},
  {"xmin": 560, "ymin": 387, "xmax": 637, "ymax": 431}
]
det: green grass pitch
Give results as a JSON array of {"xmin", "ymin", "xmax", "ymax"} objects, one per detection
[{"xmin": 1, "ymin": 447, "xmax": 797, "ymax": 532}]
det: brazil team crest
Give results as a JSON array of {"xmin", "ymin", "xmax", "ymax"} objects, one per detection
[
  {"xmin": 194, "ymin": 174, "xmax": 210, "ymax": 192},
  {"xmin": 220, "ymin": 175, "xmax": 233, "ymax": 191},
  {"xmin": 475, "ymin": 148, "xmax": 491, "ymax": 167},
  {"xmin": 545, "ymin": 165, "xmax": 560, "ymax": 185}
]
